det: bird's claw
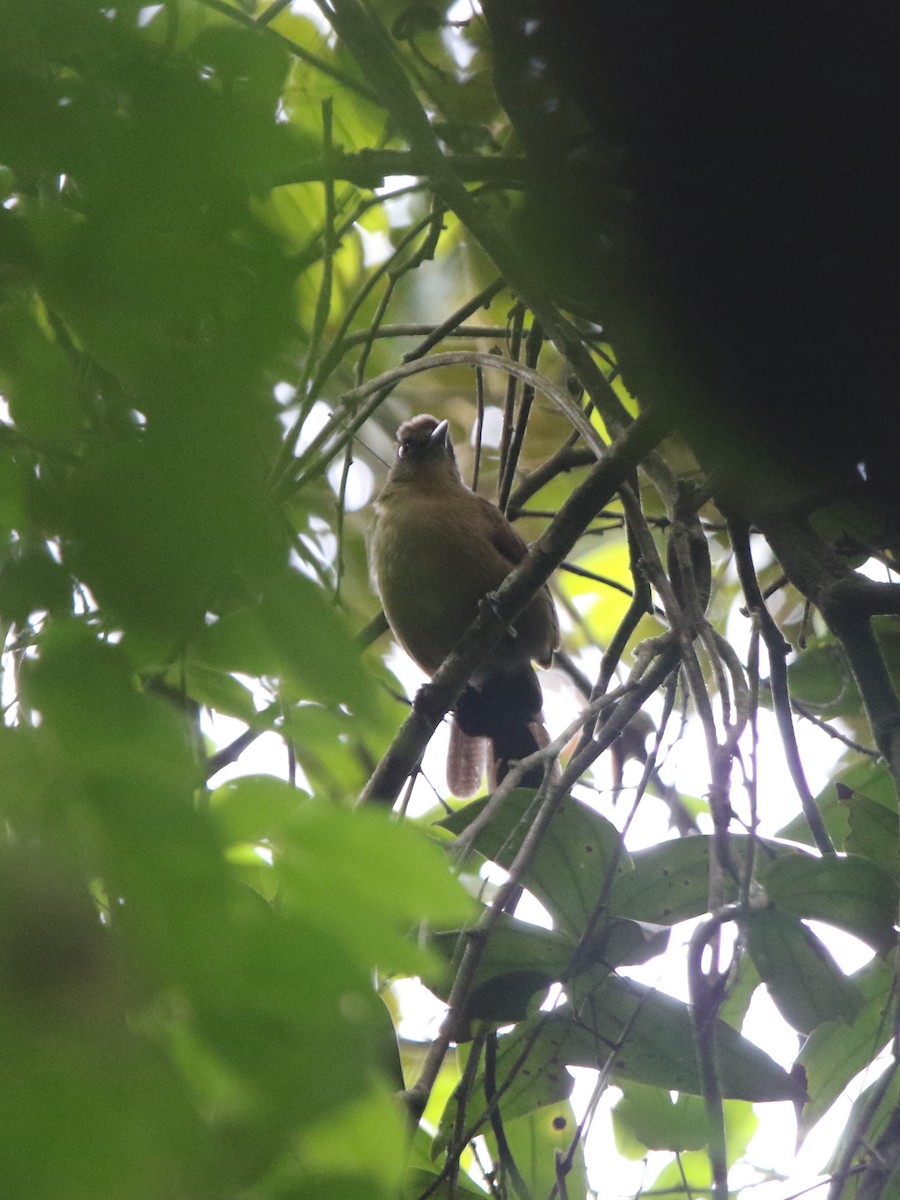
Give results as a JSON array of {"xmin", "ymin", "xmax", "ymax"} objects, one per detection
[{"xmin": 480, "ymin": 591, "xmax": 517, "ymax": 637}]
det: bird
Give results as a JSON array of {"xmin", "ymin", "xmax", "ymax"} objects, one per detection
[{"xmin": 370, "ymin": 414, "xmax": 559, "ymax": 796}]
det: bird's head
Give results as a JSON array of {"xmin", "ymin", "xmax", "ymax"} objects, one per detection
[{"xmin": 388, "ymin": 414, "xmax": 461, "ymax": 486}]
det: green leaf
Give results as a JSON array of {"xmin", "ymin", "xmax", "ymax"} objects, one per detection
[
  {"xmin": 764, "ymin": 854, "xmax": 898, "ymax": 954},
  {"xmin": 612, "ymin": 1081, "xmax": 710, "ymax": 1154},
  {"xmin": 614, "ymin": 1085, "xmax": 760, "ymax": 1167},
  {"xmin": 748, "ymin": 907, "xmax": 862, "ymax": 1033},
  {"xmin": 24, "ymin": 620, "xmax": 199, "ymax": 795},
  {"xmin": 841, "ymin": 788, "xmax": 900, "ymax": 876},
  {"xmin": 178, "ymin": 661, "xmax": 261, "ymax": 726},
  {"xmin": 402, "ymin": 1169, "xmax": 487, "ymax": 1198},
  {"xmin": 717, "ymin": 955, "xmax": 762, "ymax": 1032},
  {"xmin": 193, "ymin": 572, "xmax": 381, "ymax": 720},
  {"xmin": 606, "ymin": 833, "xmax": 802, "ymax": 926},
  {"xmin": 788, "ymin": 636, "xmax": 857, "ymax": 714},
  {"xmin": 486, "ymin": 1023, "xmax": 578, "ymax": 1123},
  {"xmin": 441, "ymin": 791, "xmax": 625, "ymax": 939},
  {"xmin": 0, "ymin": 542, "xmax": 72, "ymax": 624},
  {"xmin": 797, "ymin": 954, "xmax": 895, "ymax": 1135},
  {"xmin": 479, "ymin": 972, "xmax": 803, "ymax": 1126},
  {"xmin": 299, "ymin": 1083, "xmax": 407, "ymax": 1194},
  {"xmin": 580, "ymin": 917, "xmax": 671, "ymax": 971},
  {"xmin": 0, "ymin": 297, "xmax": 81, "ymax": 445},
  {"xmin": 778, "ymin": 758, "xmax": 893, "ymax": 848},
  {"xmin": 823, "ymin": 1063, "xmax": 900, "ymax": 1193},
  {"xmin": 567, "ymin": 972, "xmax": 804, "ymax": 1101},
  {"xmin": 0, "ymin": 451, "xmax": 28, "ymax": 533},
  {"xmin": 280, "ymin": 700, "xmax": 395, "ymax": 798},
  {"xmin": 211, "ymin": 776, "xmax": 472, "ymax": 974},
  {"xmin": 63, "ymin": 434, "xmax": 288, "ymax": 641},
  {"xmin": 485, "ymin": 1101, "xmax": 588, "ymax": 1200},
  {"xmin": 430, "ymin": 915, "xmax": 570, "ymax": 1021},
  {"xmin": 607, "ymin": 835, "xmax": 717, "ymax": 925},
  {"xmin": 0, "ymin": 935, "xmax": 206, "ymax": 1200},
  {"xmin": 647, "ymin": 1150, "xmax": 712, "ymax": 1196},
  {"xmin": 429, "ymin": 906, "xmax": 669, "ymax": 1024}
]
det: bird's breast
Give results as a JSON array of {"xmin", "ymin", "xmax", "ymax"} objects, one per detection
[{"xmin": 372, "ymin": 490, "xmax": 505, "ymax": 674}]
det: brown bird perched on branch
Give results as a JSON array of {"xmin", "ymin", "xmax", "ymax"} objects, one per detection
[{"xmin": 370, "ymin": 414, "xmax": 559, "ymax": 796}]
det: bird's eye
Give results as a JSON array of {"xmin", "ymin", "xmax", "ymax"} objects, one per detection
[{"xmin": 398, "ymin": 441, "xmax": 411, "ymax": 459}]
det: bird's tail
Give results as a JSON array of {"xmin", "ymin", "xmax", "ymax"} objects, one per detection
[{"xmin": 448, "ymin": 668, "xmax": 550, "ymax": 795}]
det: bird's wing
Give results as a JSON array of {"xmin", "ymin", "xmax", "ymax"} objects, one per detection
[
  {"xmin": 476, "ymin": 494, "xmax": 559, "ymax": 666},
  {"xmin": 475, "ymin": 494, "xmax": 530, "ymax": 566}
]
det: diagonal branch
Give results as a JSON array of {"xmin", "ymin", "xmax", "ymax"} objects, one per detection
[{"xmin": 758, "ymin": 510, "xmax": 900, "ymax": 789}]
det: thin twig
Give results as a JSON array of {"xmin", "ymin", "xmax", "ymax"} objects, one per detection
[{"xmin": 728, "ymin": 517, "xmax": 835, "ymax": 855}]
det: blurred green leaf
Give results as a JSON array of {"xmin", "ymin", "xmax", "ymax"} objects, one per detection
[
  {"xmin": 788, "ymin": 636, "xmax": 858, "ymax": 713},
  {"xmin": 177, "ymin": 661, "xmax": 261, "ymax": 726},
  {"xmin": 299, "ymin": 1083, "xmax": 407, "ymax": 1194},
  {"xmin": 0, "ymin": 540, "xmax": 72, "ymax": 624},
  {"xmin": 280, "ymin": 700, "xmax": 395, "ymax": 798},
  {"xmin": 193, "ymin": 572, "xmax": 381, "ymax": 720},
  {"xmin": 0, "ymin": 453, "xmax": 28, "ymax": 532},
  {"xmin": 402, "ymin": 1168, "xmax": 487, "ymax": 1198},
  {"xmin": 841, "ymin": 786, "xmax": 900, "ymax": 876},
  {"xmin": 0, "ymin": 297, "xmax": 81, "ymax": 445},
  {"xmin": 24, "ymin": 620, "xmax": 199, "ymax": 793},
  {"xmin": 212, "ymin": 775, "xmax": 472, "ymax": 973}
]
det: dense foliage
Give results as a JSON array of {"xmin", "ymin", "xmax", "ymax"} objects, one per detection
[{"xmin": 1, "ymin": 3, "xmax": 899, "ymax": 1198}]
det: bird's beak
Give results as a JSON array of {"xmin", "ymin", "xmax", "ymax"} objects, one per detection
[{"xmin": 429, "ymin": 419, "xmax": 450, "ymax": 447}]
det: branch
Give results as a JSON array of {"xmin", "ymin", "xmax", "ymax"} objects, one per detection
[
  {"xmin": 688, "ymin": 905, "xmax": 744, "ymax": 1200},
  {"xmin": 728, "ymin": 517, "xmax": 835, "ymax": 854},
  {"xmin": 759, "ymin": 510, "xmax": 900, "ymax": 786},
  {"xmin": 288, "ymin": 348, "xmax": 609, "ymax": 496},
  {"xmin": 402, "ymin": 781, "xmax": 567, "ymax": 1125},
  {"xmin": 271, "ymin": 148, "xmax": 529, "ymax": 190}
]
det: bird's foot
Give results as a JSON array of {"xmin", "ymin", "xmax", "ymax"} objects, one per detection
[
  {"xmin": 413, "ymin": 680, "xmax": 441, "ymax": 716},
  {"xmin": 480, "ymin": 591, "xmax": 517, "ymax": 637}
]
